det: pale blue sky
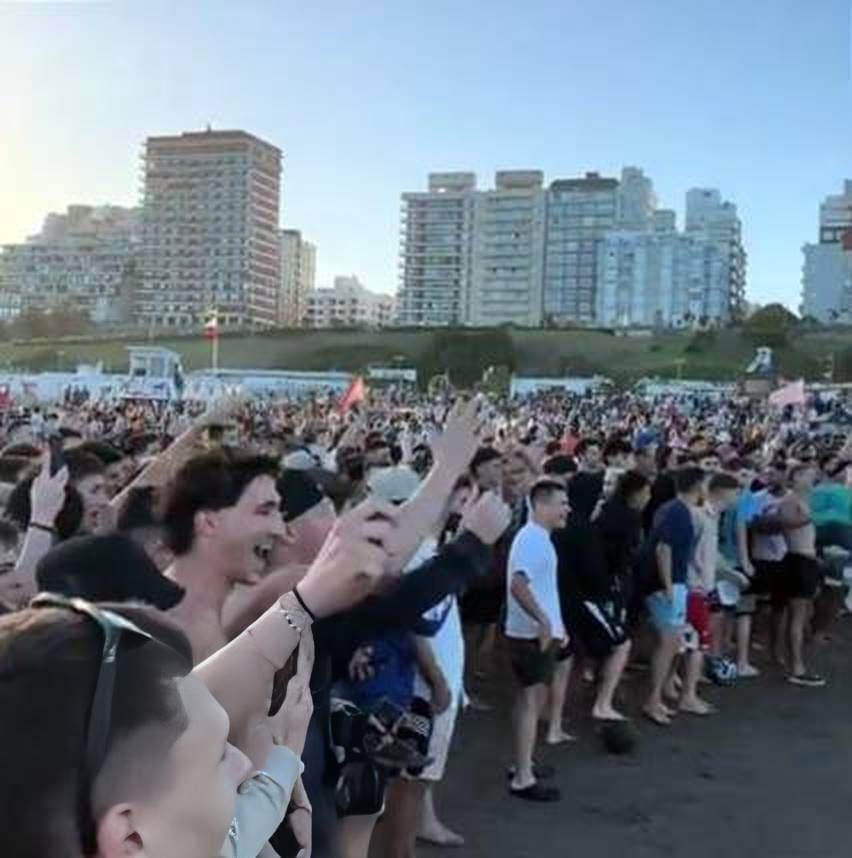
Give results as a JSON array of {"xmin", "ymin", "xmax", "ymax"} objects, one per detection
[{"xmin": 2, "ymin": 0, "xmax": 850, "ymax": 308}]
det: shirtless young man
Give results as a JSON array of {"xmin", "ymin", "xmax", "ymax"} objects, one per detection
[
  {"xmin": 778, "ymin": 463, "xmax": 826, "ymax": 687},
  {"xmin": 162, "ymin": 449, "xmax": 286, "ymax": 662}
]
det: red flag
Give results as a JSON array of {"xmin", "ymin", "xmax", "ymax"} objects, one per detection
[
  {"xmin": 339, "ymin": 376, "xmax": 366, "ymax": 413},
  {"xmin": 203, "ymin": 311, "xmax": 219, "ymax": 341}
]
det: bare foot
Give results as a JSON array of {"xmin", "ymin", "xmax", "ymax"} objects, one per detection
[
  {"xmin": 592, "ymin": 704, "xmax": 627, "ymax": 721},
  {"xmin": 642, "ymin": 704, "xmax": 672, "ymax": 726},
  {"xmin": 418, "ymin": 825, "xmax": 465, "ymax": 848},
  {"xmin": 663, "ymin": 675, "xmax": 682, "ymax": 701},
  {"xmin": 546, "ymin": 729, "xmax": 578, "ymax": 745},
  {"xmin": 679, "ymin": 697, "xmax": 716, "ymax": 716},
  {"xmin": 661, "ymin": 702, "xmax": 677, "ymax": 718}
]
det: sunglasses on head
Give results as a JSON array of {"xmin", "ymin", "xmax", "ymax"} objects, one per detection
[{"xmin": 30, "ymin": 593, "xmax": 154, "ymax": 855}]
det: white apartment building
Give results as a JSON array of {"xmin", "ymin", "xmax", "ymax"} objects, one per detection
[
  {"xmin": 597, "ymin": 226, "xmax": 727, "ymax": 328},
  {"xmin": 685, "ymin": 188, "xmax": 746, "ymax": 318},
  {"xmin": 0, "ymin": 205, "xmax": 140, "ymax": 324},
  {"xmin": 397, "ymin": 173, "xmax": 476, "ymax": 326},
  {"xmin": 305, "ymin": 276, "xmax": 394, "ymax": 328},
  {"xmin": 399, "ymin": 168, "xmax": 745, "ymax": 329},
  {"xmin": 279, "ymin": 229, "xmax": 316, "ymax": 326},
  {"xmin": 138, "ymin": 128, "xmax": 282, "ymax": 330},
  {"xmin": 617, "ymin": 166, "xmax": 657, "ymax": 231},
  {"xmin": 468, "ymin": 171, "xmax": 546, "ymax": 327},
  {"xmin": 801, "ymin": 180, "xmax": 852, "ymax": 322}
]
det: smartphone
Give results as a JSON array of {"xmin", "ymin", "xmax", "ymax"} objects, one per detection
[{"xmin": 48, "ymin": 434, "xmax": 65, "ymax": 476}]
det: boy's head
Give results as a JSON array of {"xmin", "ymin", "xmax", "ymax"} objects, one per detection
[
  {"xmin": 707, "ymin": 472, "xmax": 740, "ymax": 512},
  {"xmin": 162, "ymin": 448, "xmax": 284, "ymax": 584},
  {"xmin": 529, "ymin": 478, "xmax": 570, "ymax": 531},
  {"xmin": 0, "ymin": 601, "xmax": 252, "ymax": 858},
  {"xmin": 675, "ymin": 466, "xmax": 707, "ymax": 502}
]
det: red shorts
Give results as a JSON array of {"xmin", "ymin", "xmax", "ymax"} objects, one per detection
[{"xmin": 686, "ymin": 590, "xmax": 712, "ymax": 651}]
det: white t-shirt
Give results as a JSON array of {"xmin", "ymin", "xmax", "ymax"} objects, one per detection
[{"xmin": 505, "ymin": 521, "xmax": 565, "ymax": 641}]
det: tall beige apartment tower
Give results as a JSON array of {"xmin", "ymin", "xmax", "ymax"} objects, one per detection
[{"xmin": 138, "ymin": 128, "xmax": 282, "ymax": 330}]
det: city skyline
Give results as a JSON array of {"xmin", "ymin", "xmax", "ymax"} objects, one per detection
[{"xmin": 2, "ymin": 1, "xmax": 851, "ymax": 309}]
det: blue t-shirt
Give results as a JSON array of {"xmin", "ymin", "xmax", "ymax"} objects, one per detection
[
  {"xmin": 333, "ymin": 605, "xmax": 451, "ymax": 711},
  {"xmin": 719, "ymin": 490, "xmax": 765, "ymax": 567},
  {"xmin": 647, "ymin": 498, "xmax": 696, "ymax": 587}
]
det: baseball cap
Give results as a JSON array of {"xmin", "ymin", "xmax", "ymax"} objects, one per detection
[
  {"xmin": 282, "ymin": 448, "xmax": 319, "ymax": 471},
  {"xmin": 35, "ymin": 533, "xmax": 184, "ymax": 611},
  {"xmin": 277, "ymin": 469, "xmax": 327, "ymax": 522},
  {"xmin": 367, "ymin": 465, "xmax": 421, "ymax": 504}
]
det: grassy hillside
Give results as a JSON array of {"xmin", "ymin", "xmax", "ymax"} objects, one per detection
[{"xmin": 0, "ymin": 325, "xmax": 848, "ymax": 384}]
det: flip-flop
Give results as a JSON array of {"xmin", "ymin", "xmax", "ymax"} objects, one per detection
[
  {"xmin": 678, "ymin": 704, "xmax": 717, "ymax": 717},
  {"xmin": 508, "ymin": 782, "xmax": 561, "ymax": 802},
  {"xmin": 506, "ymin": 762, "xmax": 555, "ymax": 781}
]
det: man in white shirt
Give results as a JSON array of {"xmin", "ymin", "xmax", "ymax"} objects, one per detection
[{"xmin": 505, "ymin": 478, "xmax": 570, "ymax": 802}]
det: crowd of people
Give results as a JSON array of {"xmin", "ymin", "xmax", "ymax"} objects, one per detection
[{"xmin": 0, "ymin": 383, "xmax": 850, "ymax": 858}]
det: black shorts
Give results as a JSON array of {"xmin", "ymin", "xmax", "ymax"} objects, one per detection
[
  {"xmin": 508, "ymin": 638, "xmax": 557, "ymax": 687},
  {"xmin": 779, "ymin": 553, "xmax": 822, "ymax": 602},
  {"xmin": 566, "ymin": 601, "xmax": 628, "ymax": 660},
  {"xmin": 751, "ymin": 560, "xmax": 783, "ymax": 596}
]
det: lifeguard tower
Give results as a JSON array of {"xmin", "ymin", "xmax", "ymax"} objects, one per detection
[{"xmin": 121, "ymin": 347, "xmax": 183, "ymax": 400}]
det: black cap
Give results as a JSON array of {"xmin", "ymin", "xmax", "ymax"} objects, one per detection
[
  {"xmin": 277, "ymin": 469, "xmax": 326, "ymax": 522},
  {"xmin": 35, "ymin": 533, "xmax": 184, "ymax": 611}
]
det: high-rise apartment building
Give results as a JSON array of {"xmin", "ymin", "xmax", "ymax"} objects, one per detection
[
  {"xmin": 801, "ymin": 180, "xmax": 852, "ymax": 323},
  {"xmin": 597, "ymin": 225, "xmax": 727, "ymax": 328},
  {"xmin": 0, "ymin": 205, "xmax": 140, "ymax": 324},
  {"xmin": 397, "ymin": 173, "xmax": 476, "ymax": 326},
  {"xmin": 468, "ymin": 171, "xmax": 546, "ymax": 327},
  {"xmin": 137, "ymin": 129, "xmax": 282, "ymax": 330},
  {"xmin": 305, "ymin": 276, "xmax": 394, "ymax": 328},
  {"xmin": 279, "ymin": 229, "xmax": 316, "ymax": 326},
  {"xmin": 543, "ymin": 172, "xmax": 619, "ymax": 324},
  {"xmin": 685, "ymin": 188, "xmax": 746, "ymax": 319},
  {"xmin": 400, "ymin": 168, "xmax": 745, "ymax": 329},
  {"xmin": 617, "ymin": 166, "xmax": 657, "ymax": 231}
]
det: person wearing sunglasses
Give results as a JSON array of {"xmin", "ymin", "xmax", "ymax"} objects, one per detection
[{"xmin": 0, "ymin": 496, "xmax": 400, "ymax": 858}]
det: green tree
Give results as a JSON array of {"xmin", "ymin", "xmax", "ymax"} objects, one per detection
[
  {"xmin": 417, "ymin": 327, "xmax": 516, "ymax": 389},
  {"xmin": 742, "ymin": 302, "xmax": 798, "ymax": 347}
]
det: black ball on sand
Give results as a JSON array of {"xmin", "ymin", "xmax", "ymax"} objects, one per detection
[{"xmin": 599, "ymin": 720, "xmax": 638, "ymax": 755}]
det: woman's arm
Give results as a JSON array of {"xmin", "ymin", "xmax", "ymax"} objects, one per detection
[{"xmin": 6, "ymin": 463, "xmax": 68, "ymax": 607}]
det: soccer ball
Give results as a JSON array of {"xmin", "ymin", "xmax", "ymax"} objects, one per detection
[{"xmin": 600, "ymin": 720, "xmax": 638, "ymax": 755}]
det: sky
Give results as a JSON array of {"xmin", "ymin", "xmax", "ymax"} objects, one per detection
[{"xmin": 1, "ymin": 0, "xmax": 851, "ymax": 309}]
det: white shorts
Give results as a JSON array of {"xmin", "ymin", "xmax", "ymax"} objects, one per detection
[{"xmin": 416, "ymin": 702, "xmax": 460, "ymax": 782}]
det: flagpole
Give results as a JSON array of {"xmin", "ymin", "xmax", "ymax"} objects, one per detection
[{"xmin": 212, "ymin": 332, "xmax": 219, "ymax": 373}]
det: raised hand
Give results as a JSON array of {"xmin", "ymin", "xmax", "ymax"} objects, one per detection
[
  {"xmin": 295, "ymin": 498, "xmax": 399, "ymax": 618},
  {"xmin": 459, "ymin": 489, "xmax": 512, "ymax": 546},
  {"xmin": 29, "ymin": 459, "xmax": 68, "ymax": 529},
  {"xmin": 430, "ymin": 396, "xmax": 487, "ymax": 478}
]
